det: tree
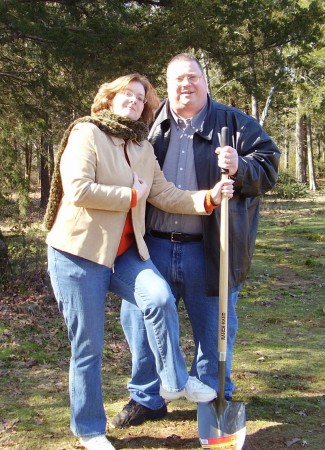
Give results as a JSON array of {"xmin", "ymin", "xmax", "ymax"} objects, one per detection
[
  {"xmin": 0, "ymin": 0, "xmax": 324, "ymax": 209},
  {"xmin": 0, "ymin": 0, "xmax": 153, "ymax": 208}
]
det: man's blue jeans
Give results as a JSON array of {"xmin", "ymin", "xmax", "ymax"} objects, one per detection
[
  {"xmin": 47, "ymin": 244, "xmax": 188, "ymax": 437},
  {"xmin": 120, "ymin": 234, "xmax": 240, "ymax": 410}
]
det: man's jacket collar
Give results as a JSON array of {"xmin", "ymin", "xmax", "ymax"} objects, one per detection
[{"xmin": 151, "ymin": 96, "xmax": 214, "ymax": 142}]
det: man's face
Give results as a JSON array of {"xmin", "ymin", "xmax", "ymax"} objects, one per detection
[{"xmin": 167, "ymin": 60, "xmax": 208, "ymax": 118}]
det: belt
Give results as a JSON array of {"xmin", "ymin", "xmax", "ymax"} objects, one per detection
[{"xmin": 149, "ymin": 230, "xmax": 203, "ymax": 243}]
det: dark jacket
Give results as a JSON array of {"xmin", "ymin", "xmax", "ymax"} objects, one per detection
[{"xmin": 147, "ymin": 96, "xmax": 281, "ymax": 296}]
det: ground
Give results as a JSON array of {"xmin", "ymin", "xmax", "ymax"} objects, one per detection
[{"xmin": 0, "ymin": 193, "xmax": 324, "ymax": 449}]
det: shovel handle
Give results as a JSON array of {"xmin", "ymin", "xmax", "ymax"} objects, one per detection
[
  {"xmin": 220, "ymin": 126, "xmax": 230, "ymax": 178},
  {"xmin": 218, "ymin": 127, "xmax": 229, "ymax": 355}
]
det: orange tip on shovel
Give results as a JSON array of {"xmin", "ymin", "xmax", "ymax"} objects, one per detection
[{"xmin": 199, "ymin": 427, "xmax": 246, "ymax": 449}]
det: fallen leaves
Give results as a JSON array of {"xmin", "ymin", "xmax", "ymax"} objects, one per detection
[{"xmin": 0, "ymin": 418, "xmax": 19, "ymax": 433}]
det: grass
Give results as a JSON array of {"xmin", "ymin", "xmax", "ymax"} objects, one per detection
[{"xmin": 0, "ymin": 193, "xmax": 324, "ymax": 449}]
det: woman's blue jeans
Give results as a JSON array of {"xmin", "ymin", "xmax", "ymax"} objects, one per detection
[
  {"xmin": 47, "ymin": 244, "xmax": 188, "ymax": 437},
  {"xmin": 120, "ymin": 234, "xmax": 240, "ymax": 410}
]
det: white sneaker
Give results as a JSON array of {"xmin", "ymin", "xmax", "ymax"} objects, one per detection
[
  {"xmin": 160, "ymin": 376, "xmax": 216, "ymax": 403},
  {"xmin": 185, "ymin": 376, "xmax": 217, "ymax": 403},
  {"xmin": 160, "ymin": 384, "xmax": 185, "ymax": 401},
  {"xmin": 80, "ymin": 435, "xmax": 116, "ymax": 450}
]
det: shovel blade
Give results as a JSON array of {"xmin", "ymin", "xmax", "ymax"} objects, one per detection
[{"xmin": 198, "ymin": 400, "xmax": 246, "ymax": 449}]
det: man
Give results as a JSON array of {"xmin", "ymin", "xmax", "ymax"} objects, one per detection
[{"xmin": 110, "ymin": 53, "xmax": 280, "ymax": 428}]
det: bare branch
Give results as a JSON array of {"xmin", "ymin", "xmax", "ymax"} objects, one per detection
[{"xmin": 0, "ymin": 71, "xmax": 30, "ymax": 82}]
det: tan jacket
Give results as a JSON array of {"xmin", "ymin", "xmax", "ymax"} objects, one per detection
[{"xmin": 46, "ymin": 123, "xmax": 209, "ymax": 267}]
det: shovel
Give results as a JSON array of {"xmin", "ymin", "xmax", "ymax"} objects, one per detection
[{"xmin": 197, "ymin": 127, "xmax": 246, "ymax": 449}]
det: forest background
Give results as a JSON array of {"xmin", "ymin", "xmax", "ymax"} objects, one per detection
[
  {"xmin": 0, "ymin": 1, "xmax": 325, "ymax": 449},
  {"xmin": 0, "ymin": 0, "xmax": 324, "ymax": 214}
]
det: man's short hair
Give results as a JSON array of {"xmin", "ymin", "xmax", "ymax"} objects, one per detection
[{"xmin": 167, "ymin": 53, "xmax": 203, "ymax": 72}]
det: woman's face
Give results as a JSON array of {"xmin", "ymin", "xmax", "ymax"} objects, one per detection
[{"xmin": 111, "ymin": 81, "xmax": 146, "ymax": 121}]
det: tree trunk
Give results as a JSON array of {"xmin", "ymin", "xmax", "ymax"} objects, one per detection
[
  {"xmin": 24, "ymin": 140, "xmax": 33, "ymax": 186},
  {"xmin": 0, "ymin": 229, "xmax": 9, "ymax": 279},
  {"xmin": 316, "ymin": 134, "xmax": 324, "ymax": 164},
  {"xmin": 284, "ymin": 133, "xmax": 289, "ymax": 171},
  {"xmin": 40, "ymin": 136, "xmax": 54, "ymax": 209},
  {"xmin": 306, "ymin": 117, "xmax": 318, "ymax": 191},
  {"xmin": 260, "ymin": 85, "xmax": 276, "ymax": 127},
  {"xmin": 248, "ymin": 52, "xmax": 259, "ymax": 121},
  {"xmin": 200, "ymin": 49, "xmax": 211, "ymax": 95},
  {"xmin": 295, "ymin": 97, "xmax": 307, "ymax": 183}
]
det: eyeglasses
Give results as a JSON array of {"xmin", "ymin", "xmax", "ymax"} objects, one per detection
[
  {"xmin": 118, "ymin": 89, "xmax": 147, "ymax": 104},
  {"xmin": 168, "ymin": 74, "xmax": 204, "ymax": 85}
]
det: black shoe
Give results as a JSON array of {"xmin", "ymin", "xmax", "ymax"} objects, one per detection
[{"xmin": 109, "ymin": 399, "xmax": 167, "ymax": 429}]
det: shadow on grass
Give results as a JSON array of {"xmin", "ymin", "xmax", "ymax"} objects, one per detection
[
  {"xmin": 107, "ymin": 409, "xmax": 324, "ymax": 450},
  {"xmin": 113, "ymin": 436, "xmax": 199, "ymax": 449},
  {"xmin": 105, "ymin": 395, "xmax": 325, "ymax": 449},
  {"xmin": 1, "ymin": 360, "xmax": 325, "ymax": 449}
]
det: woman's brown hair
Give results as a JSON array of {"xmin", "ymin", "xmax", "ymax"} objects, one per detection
[{"xmin": 91, "ymin": 73, "xmax": 160, "ymax": 125}]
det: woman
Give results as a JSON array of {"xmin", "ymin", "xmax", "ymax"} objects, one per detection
[{"xmin": 44, "ymin": 73, "xmax": 234, "ymax": 450}]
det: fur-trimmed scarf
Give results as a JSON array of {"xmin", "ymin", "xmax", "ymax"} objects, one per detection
[{"xmin": 43, "ymin": 110, "xmax": 148, "ymax": 230}]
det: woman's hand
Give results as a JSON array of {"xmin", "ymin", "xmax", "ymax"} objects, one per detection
[
  {"xmin": 132, "ymin": 172, "xmax": 148, "ymax": 201},
  {"xmin": 210, "ymin": 179, "xmax": 234, "ymax": 206}
]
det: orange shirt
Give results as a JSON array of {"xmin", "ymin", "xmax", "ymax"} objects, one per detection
[{"xmin": 116, "ymin": 190, "xmax": 137, "ymax": 256}]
